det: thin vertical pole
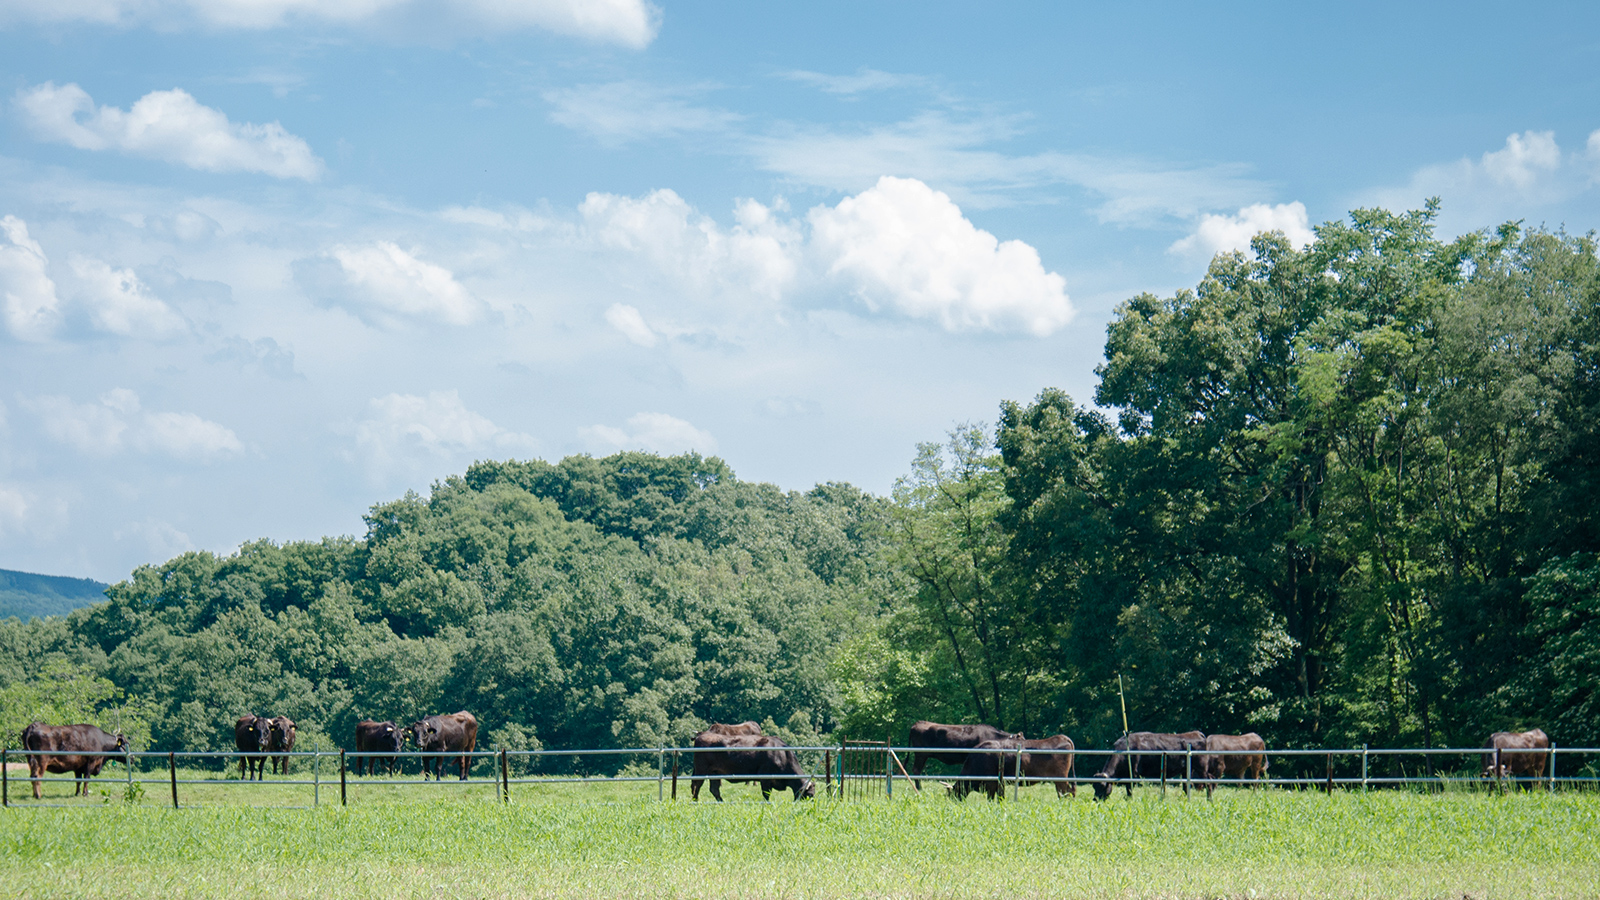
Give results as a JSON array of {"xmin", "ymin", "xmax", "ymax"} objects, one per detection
[
  {"xmin": 1495, "ymin": 748, "xmax": 1503, "ymax": 795},
  {"xmin": 168, "ymin": 752, "xmax": 178, "ymax": 809},
  {"xmin": 840, "ymin": 742, "xmax": 847, "ymax": 803},
  {"xmin": 339, "ymin": 750, "xmax": 347, "ymax": 806},
  {"xmin": 657, "ymin": 749, "xmax": 664, "ymax": 802},
  {"xmin": 1185, "ymin": 749, "xmax": 1192, "ymax": 798},
  {"xmin": 314, "ymin": 750, "xmax": 320, "ymax": 807},
  {"xmin": 500, "ymin": 750, "xmax": 509, "ymax": 803},
  {"xmin": 671, "ymin": 752, "xmax": 679, "ymax": 800},
  {"xmin": 126, "ymin": 746, "xmax": 133, "ymax": 798},
  {"xmin": 885, "ymin": 740, "xmax": 892, "ymax": 800},
  {"xmin": 1160, "ymin": 752, "xmax": 1167, "ymax": 799},
  {"xmin": 1549, "ymin": 743, "xmax": 1557, "ymax": 792},
  {"xmin": 1013, "ymin": 746, "xmax": 1023, "ymax": 802},
  {"xmin": 2, "ymin": 748, "xmax": 8, "ymax": 807},
  {"xmin": 824, "ymin": 750, "xmax": 832, "ymax": 799},
  {"xmin": 1361, "ymin": 745, "xmax": 1368, "ymax": 791},
  {"xmin": 1325, "ymin": 753, "xmax": 1333, "ymax": 793}
]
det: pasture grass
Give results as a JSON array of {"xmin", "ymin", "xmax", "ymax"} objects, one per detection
[{"xmin": 3, "ymin": 778, "xmax": 1598, "ymax": 899}]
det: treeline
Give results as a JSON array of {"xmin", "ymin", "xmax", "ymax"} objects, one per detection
[
  {"xmin": 0, "ymin": 454, "xmax": 900, "ymax": 762},
  {"xmin": 2, "ymin": 205, "xmax": 1597, "ymax": 759},
  {"xmin": 838, "ymin": 207, "xmax": 1600, "ymax": 752}
]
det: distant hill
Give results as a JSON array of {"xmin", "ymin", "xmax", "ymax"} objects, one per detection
[{"xmin": 0, "ymin": 569, "xmax": 110, "ymax": 621}]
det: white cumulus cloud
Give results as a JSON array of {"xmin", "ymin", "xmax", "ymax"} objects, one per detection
[
  {"xmin": 1169, "ymin": 201, "xmax": 1315, "ymax": 258},
  {"xmin": 69, "ymin": 255, "xmax": 188, "ymax": 338},
  {"xmin": 15, "ymin": 82, "xmax": 323, "ymax": 180},
  {"xmin": 352, "ymin": 390, "xmax": 537, "ymax": 483},
  {"xmin": 581, "ymin": 189, "xmax": 801, "ymax": 302},
  {"xmin": 1374, "ymin": 129, "xmax": 1600, "ymax": 222},
  {"xmin": 0, "ymin": 0, "xmax": 659, "ymax": 45},
  {"xmin": 808, "ymin": 176, "xmax": 1073, "ymax": 336},
  {"xmin": 26, "ymin": 389, "xmax": 242, "ymax": 460},
  {"xmin": 0, "ymin": 214, "xmax": 61, "ymax": 342},
  {"xmin": 581, "ymin": 412, "xmax": 717, "ymax": 456},
  {"xmin": 296, "ymin": 242, "xmax": 482, "ymax": 328}
]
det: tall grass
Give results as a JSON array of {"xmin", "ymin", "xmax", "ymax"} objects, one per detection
[{"xmin": 2, "ymin": 787, "xmax": 1597, "ymax": 898}]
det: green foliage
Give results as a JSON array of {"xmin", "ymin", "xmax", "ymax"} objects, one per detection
[
  {"xmin": 5, "ymin": 452, "xmax": 888, "ymax": 764},
  {"xmin": 0, "ymin": 660, "xmax": 152, "ymax": 749}
]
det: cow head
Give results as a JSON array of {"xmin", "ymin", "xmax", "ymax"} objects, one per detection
[
  {"xmin": 407, "ymin": 721, "xmax": 428, "ymax": 749},
  {"xmin": 384, "ymin": 723, "xmax": 403, "ymax": 753},
  {"xmin": 797, "ymin": 778, "xmax": 816, "ymax": 800},
  {"xmin": 114, "ymin": 733, "xmax": 130, "ymax": 754},
  {"xmin": 1091, "ymin": 774, "xmax": 1115, "ymax": 801},
  {"xmin": 270, "ymin": 719, "xmax": 295, "ymax": 744}
]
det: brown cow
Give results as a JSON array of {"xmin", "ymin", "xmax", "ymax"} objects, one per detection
[
  {"xmin": 267, "ymin": 716, "xmax": 296, "ymax": 775},
  {"xmin": 701, "ymin": 721, "xmax": 763, "ymax": 736},
  {"xmin": 1091, "ymin": 731, "xmax": 1208, "ymax": 800},
  {"xmin": 1201, "ymin": 732, "xmax": 1267, "ymax": 795},
  {"xmin": 1482, "ymin": 728, "xmax": 1550, "ymax": 790},
  {"xmin": 408, "ymin": 711, "xmax": 478, "ymax": 780},
  {"xmin": 21, "ymin": 722, "xmax": 128, "ymax": 799},
  {"xmin": 235, "ymin": 715, "xmax": 271, "ymax": 781},
  {"xmin": 690, "ymin": 732, "xmax": 815, "ymax": 801},
  {"xmin": 954, "ymin": 734, "xmax": 1076, "ymax": 800},
  {"xmin": 908, "ymin": 721, "xmax": 1023, "ymax": 778}
]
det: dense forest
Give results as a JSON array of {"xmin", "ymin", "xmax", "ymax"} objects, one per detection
[{"xmin": 3, "ymin": 205, "xmax": 1598, "ymax": 760}]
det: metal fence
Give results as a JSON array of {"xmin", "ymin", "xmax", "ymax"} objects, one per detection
[{"xmin": 3, "ymin": 743, "xmax": 1597, "ymax": 808}]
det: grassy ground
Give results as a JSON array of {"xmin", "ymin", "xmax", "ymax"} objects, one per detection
[{"xmin": 3, "ymin": 774, "xmax": 1598, "ymax": 900}]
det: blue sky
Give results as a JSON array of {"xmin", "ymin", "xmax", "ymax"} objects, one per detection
[{"xmin": 2, "ymin": 0, "xmax": 1599, "ymax": 582}]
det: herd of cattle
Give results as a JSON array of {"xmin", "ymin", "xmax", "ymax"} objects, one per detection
[{"xmin": 12, "ymin": 715, "xmax": 1556, "ymax": 802}]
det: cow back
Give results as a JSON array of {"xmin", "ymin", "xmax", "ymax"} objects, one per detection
[{"xmin": 356, "ymin": 720, "xmax": 403, "ymax": 753}]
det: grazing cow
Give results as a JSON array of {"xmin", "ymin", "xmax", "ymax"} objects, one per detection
[
  {"xmin": 1201, "ymin": 733, "xmax": 1267, "ymax": 795},
  {"xmin": 354, "ymin": 720, "xmax": 405, "ymax": 776},
  {"xmin": 954, "ymin": 734, "xmax": 1077, "ymax": 800},
  {"xmin": 1481, "ymin": 728, "xmax": 1550, "ymax": 790},
  {"xmin": 1092, "ymin": 731, "xmax": 1208, "ymax": 800},
  {"xmin": 908, "ymin": 721, "xmax": 1023, "ymax": 778},
  {"xmin": 20, "ymin": 722, "xmax": 128, "ymax": 800},
  {"xmin": 409, "ymin": 711, "xmax": 478, "ymax": 780},
  {"xmin": 690, "ymin": 731, "xmax": 815, "ymax": 801},
  {"xmin": 235, "ymin": 715, "xmax": 271, "ymax": 781},
  {"xmin": 267, "ymin": 716, "xmax": 296, "ymax": 775}
]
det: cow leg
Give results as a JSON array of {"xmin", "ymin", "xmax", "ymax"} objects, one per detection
[
  {"xmin": 459, "ymin": 754, "xmax": 469, "ymax": 781},
  {"xmin": 709, "ymin": 779, "xmax": 724, "ymax": 802},
  {"xmin": 29, "ymin": 757, "xmax": 42, "ymax": 800}
]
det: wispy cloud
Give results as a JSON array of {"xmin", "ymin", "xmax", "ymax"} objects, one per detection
[
  {"xmin": 26, "ymin": 388, "xmax": 242, "ymax": 461},
  {"xmin": 779, "ymin": 68, "xmax": 930, "ymax": 96},
  {"xmin": 1370, "ymin": 129, "xmax": 1600, "ymax": 228},
  {"xmin": 581, "ymin": 412, "xmax": 717, "ymax": 455},
  {"xmin": 543, "ymin": 81, "xmax": 743, "ymax": 147}
]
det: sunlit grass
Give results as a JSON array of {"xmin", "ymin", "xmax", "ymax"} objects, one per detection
[{"xmin": 3, "ymin": 780, "xmax": 1598, "ymax": 898}]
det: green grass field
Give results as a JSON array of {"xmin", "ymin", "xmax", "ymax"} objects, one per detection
[{"xmin": 3, "ymin": 766, "xmax": 1598, "ymax": 900}]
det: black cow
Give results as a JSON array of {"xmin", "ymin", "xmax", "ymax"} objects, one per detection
[
  {"xmin": 954, "ymin": 734, "xmax": 1077, "ymax": 800},
  {"xmin": 1091, "ymin": 731, "xmax": 1208, "ymax": 800},
  {"xmin": 354, "ymin": 720, "xmax": 405, "ymax": 776},
  {"xmin": 1482, "ymin": 728, "xmax": 1550, "ymax": 790},
  {"xmin": 908, "ymin": 721, "xmax": 1023, "ymax": 778},
  {"xmin": 21, "ymin": 722, "xmax": 128, "ymax": 799},
  {"xmin": 267, "ymin": 716, "xmax": 296, "ymax": 775},
  {"xmin": 408, "ymin": 711, "xmax": 478, "ymax": 780},
  {"xmin": 235, "ymin": 715, "xmax": 271, "ymax": 781},
  {"xmin": 690, "ymin": 732, "xmax": 815, "ymax": 801}
]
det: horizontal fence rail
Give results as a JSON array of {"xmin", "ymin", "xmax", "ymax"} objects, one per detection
[{"xmin": 3, "ymin": 743, "xmax": 1596, "ymax": 808}]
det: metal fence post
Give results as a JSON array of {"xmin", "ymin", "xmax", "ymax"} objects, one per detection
[
  {"xmin": 840, "ymin": 741, "xmax": 846, "ymax": 802},
  {"xmin": 1013, "ymin": 746, "xmax": 1023, "ymax": 802},
  {"xmin": 1549, "ymin": 743, "xmax": 1557, "ymax": 792},
  {"xmin": 885, "ymin": 742, "xmax": 892, "ymax": 800},
  {"xmin": 1185, "ymin": 749, "xmax": 1192, "ymax": 798},
  {"xmin": 657, "ymin": 749, "xmax": 664, "ymax": 802},
  {"xmin": 671, "ymin": 751, "xmax": 679, "ymax": 800},
  {"xmin": 1495, "ymin": 747, "xmax": 1503, "ymax": 795},
  {"xmin": 1361, "ymin": 744, "xmax": 1368, "ymax": 791},
  {"xmin": 824, "ymin": 750, "xmax": 832, "ymax": 799},
  {"xmin": 1324, "ymin": 753, "xmax": 1333, "ymax": 793},
  {"xmin": 168, "ymin": 752, "xmax": 178, "ymax": 809},
  {"xmin": 126, "ymin": 746, "xmax": 133, "ymax": 798},
  {"xmin": 314, "ymin": 750, "xmax": 320, "ymax": 807},
  {"xmin": 500, "ymin": 750, "xmax": 509, "ymax": 803},
  {"xmin": 2, "ymin": 748, "xmax": 8, "ymax": 807},
  {"xmin": 339, "ymin": 750, "xmax": 347, "ymax": 807}
]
